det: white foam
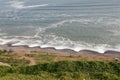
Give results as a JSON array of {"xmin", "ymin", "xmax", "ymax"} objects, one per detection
[
  {"xmin": 34, "ymin": 27, "xmax": 43, "ymax": 37},
  {"xmin": 39, "ymin": 18, "xmax": 113, "ymax": 32},
  {"xmin": 0, "ymin": 39, "xmax": 19, "ymax": 45},
  {"xmin": 33, "ymin": 17, "xmax": 120, "ymax": 38},
  {"xmin": 28, "ymin": 44, "xmax": 40, "ymax": 47},
  {"xmin": 1, "ymin": 17, "xmax": 120, "ymax": 53},
  {"xmin": 9, "ymin": 1, "xmax": 48, "ymax": 9},
  {"xmin": 34, "ymin": 19, "xmax": 96, "ymax": 36},
  {"xmin": 40, "ymin": 43, "xmax": 112, "ymax": 53},
  {"xmin": 0, "ymin": 36, "xmax": 120, "ymax": 53},
  {"xmin": 36, "ymin": 34, "xmax": 111, "ymax": 53},
  {"xmin": 12, "ymin": 41, "xmax": 26, "ymax": 46}
]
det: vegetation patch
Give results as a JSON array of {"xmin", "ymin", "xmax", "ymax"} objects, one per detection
[
  {"xmin": 0, "ymin": 61, "xmax": 119, "ymax": 80},
  {"xmin": 0, "ymin": 57, "xmax": 30, "ymax": 66},
  {"xmin": 25, "ymin": 53, "xmax": 56, "ymax": 63}
]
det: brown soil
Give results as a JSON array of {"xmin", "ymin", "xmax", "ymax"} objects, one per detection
[
  {"xmin": 53, "ymin": 54, "xmax": 115, "ymax": 62},
  {"xmin": 0, "ymin": 45, "xmax": 120, "ymax": 66},
  {"xmin": 19, "ymin": 56, "xmax": 36, "ymax": 65}
]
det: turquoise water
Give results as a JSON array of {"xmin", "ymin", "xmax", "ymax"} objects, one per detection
[{"xmin": 0, "ymin": 0, "xmax": 120, "ymax": 53}]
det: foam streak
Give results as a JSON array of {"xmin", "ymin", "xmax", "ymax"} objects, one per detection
[{"xmin": 9, "ymin": 1, "xmax": 48, "ymax": 9}]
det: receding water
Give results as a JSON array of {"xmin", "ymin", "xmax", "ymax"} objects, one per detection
[{"xmin": 0, "ymin": 0, "xmax": 120, "ymax": 53}]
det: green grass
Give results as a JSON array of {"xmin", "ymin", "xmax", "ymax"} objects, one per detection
[
  {"xmin": 0, "ymin": 57, "xmax": 30, "ymax": 66},
  {"xmin": 25, "ymin": 53, "xmax": 56, "ymax": 63},
  {"xmin": 0, "ymin": 61, "xmax": 120, "ymax": 80},
  {"xmin": 0, "ymin": 72, "xmax": 93, "ymax": 80},
  {"xmin": 0, "ymin": 50, "xmax": 8, "ymax": 56},
  {"xmin": 0, "ymin": 50, "xmax": 20, "ymax": 58}
]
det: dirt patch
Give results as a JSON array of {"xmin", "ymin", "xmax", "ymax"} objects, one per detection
[
  {"xmin": 53, "ymin": 54, "xmax": 115, "ymax": 62},
  {"xmin": 19, "ymin": 56, "xmax": 36, "ymax": 65}
]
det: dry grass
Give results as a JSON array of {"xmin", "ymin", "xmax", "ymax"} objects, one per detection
[{"xmin": 0, "ymin": 62, "xmax": 10, "ymax": 66}]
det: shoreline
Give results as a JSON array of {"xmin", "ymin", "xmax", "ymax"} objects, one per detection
[
  {"xmin": 0, "ymin": 37, "xmax": 120, "ymax": 53},
  {"xmin": 0, "ymin": 44, "xmax": 120, "ymax": 57},
  {"xmin": 0, "ymin": 44, "xmax": 120, "ymax": 66}
]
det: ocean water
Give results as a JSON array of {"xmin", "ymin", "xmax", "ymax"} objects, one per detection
[{"xmin": 0, "ymin": 0, "xmax": 120, "ymax": 53}]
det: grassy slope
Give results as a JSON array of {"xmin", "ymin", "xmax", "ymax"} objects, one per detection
[
  {"xmin": 0, "ymin": 61, "xmax": 120, "ymax": 80},
  {"xmin": 0, "ymin": 50, "xmax": 120, "ymax": 80}
]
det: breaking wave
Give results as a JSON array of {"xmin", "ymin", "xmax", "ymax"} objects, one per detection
[
  {"xmin": 0, "ymin": 17, "xmax": 120, "ymax": 53},
  {"xmin": 0, "ymin": 33, "xmax": 120, "ymax": 53}
]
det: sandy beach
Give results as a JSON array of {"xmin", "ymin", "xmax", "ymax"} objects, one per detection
[{"xmin": 0, "ymin": 44, "xmax": 119, "ymax": 64}]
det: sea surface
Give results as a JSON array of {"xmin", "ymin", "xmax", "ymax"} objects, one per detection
[{"xmin": 0, "ymin": 0, "xmax": 120, "ymax": 53}]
